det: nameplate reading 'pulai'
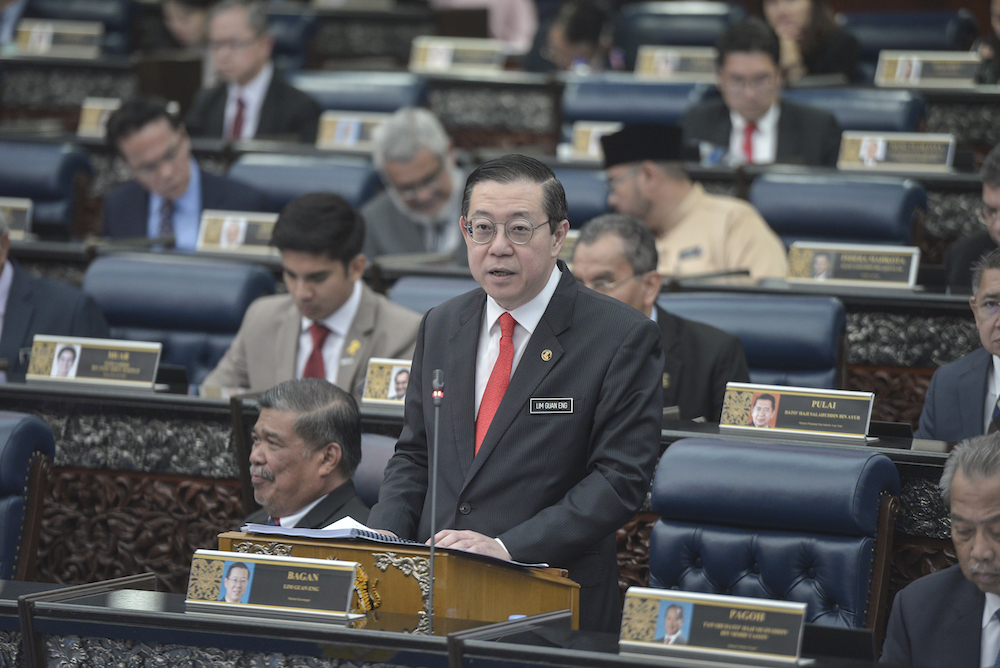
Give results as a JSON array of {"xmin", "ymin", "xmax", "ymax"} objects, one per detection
[
  {"xmin": 0, "ymin": 197, "xmax": 32, "ymax": 240},
  {"xmin": 838, "ymin": 131, "xmax": 955, "ymax": 172},
  {"xmin": 409, "ymin": 36, "xmax": 505, "ymax": 74},
  {"xmin": 620, "ymin": 587, "xmax": 806, "ymax": 665},
  {"xmin": 186, "ymin": 549, "xmax": 358, "ymax": 624},
  {"xmin": 25, "ymin": 335, "xmax": 161, "ymax": 390},
  {"xmin": 720, "ymin": 382, "xmax": 873, "ymax": 441},
  {"xmin": 787, "ymin": 242, "xmax": 919, "ymax": 287},
  {"xmin": 634, "ymin": 46, "xmax": 717, "ymax": 82},
  {"xmin": 875, "ymin": 50, "xmax": 980, "ymax": 88},
  {"xmin": 316, "ymin": 111, "xmax": 390, "ymax": 151},
  {"xmin": 15, "ymin": 19, "xmax": 103, "ymax": 59},
  {"xmin": 197, "ymin": 210, "xmax": 278, "ymax": 254},
  {"xmin": 362, "ymin": 357, "xmax": 412, "ymax": 406}
]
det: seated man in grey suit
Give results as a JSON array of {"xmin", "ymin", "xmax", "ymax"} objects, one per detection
[
  {"xmin": 102, "ymin": 97, "xmax": 268, "ymax": 251},
  {"xmin": 881, "ymin": 432, "xmax": 1000, "ymax": 668},
  {"xmin": 917, "ymin": 248, "xmax": 1000, "ymax": 442},
  {"xmin": 681, "ymin": 18, "xmax": 840, "ymax": 167},
  {"xmin": 571, "ymin": 213, "xmax": 749, "ymax": 422},
  {"xmin": 362, "ymin": 108, "xmax": 465, "ymax": 261},
  {"xmin": 244, "ymin": 378, "xmax": 370, "ymax": 527},
  {"xmin": 204, "ymin": 192, "xmax": 422, "ymax": 396},
  {"xmin": 185, "ymin": 0, "xmax": 320, "ymax": 143}
]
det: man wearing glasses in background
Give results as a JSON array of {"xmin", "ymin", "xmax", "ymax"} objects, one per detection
[
  {"xmin": 572, "ymin": 213, "xmax": 748, "ymax": 422},
  {"xmin": 946, "ymin": 145, "xmax": 1000, "ymax": 291},
  {"xmin": 185, "ymin": 0, "xmax": 320, "ymax": 144},
  {"xmin": 681, "ymin": 18, "xmax": 840, "ymax": 167},
  {"xmin": 362, "ymin": 108, "xmax": 466, "ymax": 262},
  {"xmin": 917, "ymin": 248, "xmax": 1000, "ymax": 442},
  {"xmin": 103, "ymin": 97, "xmax": 268, "ymax": 250}
]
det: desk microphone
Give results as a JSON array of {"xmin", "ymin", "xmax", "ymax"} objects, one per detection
[{"xmin": 428, "ymin": 369, "xmax": 444, "ymax": 635}]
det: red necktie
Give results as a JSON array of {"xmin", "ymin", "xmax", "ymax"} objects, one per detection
[
  {"xmin": 475, "ymin": 313, "xmax": 516, "ymax": 454},
  {"xmin": 743, "ymin": 122, "xmax": 757, "ymax": 164},
  {"xmin": 230, "ymin": 97, "xmax": 245, "ymax": 140},
  {"xmin": 302, "ymin": 323, "xmax": 329, "ymax": 379}
]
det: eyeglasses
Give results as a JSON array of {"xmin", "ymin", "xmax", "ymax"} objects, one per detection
[
  {"xmin": 975, "ymin": 299, "xmax": 1000, "ymax": 318},
  {"xmin": 464, "ymin": 217, "xmax": 550, "ymax": 245},
  {"xmin": 978, "ymin": 203, "xmax": 1000, "ymax": 226},
  {"xmin": 130, "ymin": 137, "xmax": 185, "ymax": 176},
  {"xmin": 584, "ymin": 274, "xmax": 638, "ymax": 292},
  {"xmin": 721, "ymin": 73, "xmax": 777, "ymax": 92},
  {"xmin": 391, "ymin": 160, "xmax": 445, "ymax": 199},
  {"xmin": 208, "ymin": 36, "xmax": 260, "ymax": 52}
]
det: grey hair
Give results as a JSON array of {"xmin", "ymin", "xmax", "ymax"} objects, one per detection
[
  {"xmin": 577, "ymin": 213, "xmax": 658, "ymax": 274},
  {"xmin": 257, "ymin": 379, "xmax": 362, "ymax": 476},
  {"xmin": 0, "ymin": 208, "xmax": 9, "ymax": 237},
  {"xmin": 982, "ymin": 144, "xmax": 1000, "ymax": 189},
  {"xmin": 211, "ymin": 0, "xmax": 269, "ymax": 36},
  {"xmin": 372, "ymin": 108, "xmax": 450, "ymax": 172},
  {"xmin": 940, "ymin": 432, "xmax": 1000, "ymax": 506},
  {"xmin": 971, "ymin": 248, "xmax": 1000, "ymax": 296}
]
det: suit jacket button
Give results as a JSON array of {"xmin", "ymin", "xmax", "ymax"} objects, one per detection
[{"xmin": 459, "ymin": 502, "xmax": 471, "ymax": 515}]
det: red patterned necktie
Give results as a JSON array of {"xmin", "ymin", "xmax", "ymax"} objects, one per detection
[
  {"xmin": 230, "ymin": 97, "xmax": 245, "ymax": 140},
  {"xmin": 475, "ymin": 312, "xmax": 516, "ymax": 454},
  {"xmin": 743, "ymin": 122, "xmax": 757, "ymax": 164},
  {"xmin": 302, "ymin": 323, "xmax": 329, "ymax": 379}
]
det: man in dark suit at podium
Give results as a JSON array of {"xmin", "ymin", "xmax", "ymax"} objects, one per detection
[
  {"xmin": 368, "ymin": 155, "xmax": 663, "ymax": 633},
  {"xmin": 244, "ymin": 378, "xmax": 369, "ymax": 528}
]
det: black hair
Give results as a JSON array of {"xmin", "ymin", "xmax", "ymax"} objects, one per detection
[{"xmin": 270, "ymin": 193, "xmax": 365, "ymax": 267}]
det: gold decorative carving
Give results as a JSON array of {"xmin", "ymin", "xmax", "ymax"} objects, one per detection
[
  {"xmin": 26, "ymin": 341, "xmax": 56, "ymax": 376},
  {"xmin": 186, "ymin": 557, "xmax": 223, "ymax": 601},
  {"xmin": 787, "ymin": 248, "xmax": 812, "ymax": 278},
  {"xmin": 363, "ymin": 365, "xmax": 392, "ymax": 400},
  {"xmin": 231, "ymin": 540, "xmax": 293, "ymax": 556},
  {"xmin": 353, "ymin": 564, "xmax": 381, "ymax": 613},
  {"xmin": 721, "ymin": 389, "xmax": 753, "ymax": 425},
  {"xmin": 621, "ymin": 595, "xmax": 660, "ymax": 642},
  {"xmin": 373, "ymin": 551, "xmax": 431, "ymax": 634}
]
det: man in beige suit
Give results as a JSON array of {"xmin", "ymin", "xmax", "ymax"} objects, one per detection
[{"xmin": 203, "ymin": 193, "xmax": 421, "ymax": 396}]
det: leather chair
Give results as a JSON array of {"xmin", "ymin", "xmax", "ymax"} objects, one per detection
[
  {"xmin": 387, "ymin": 276, "xmax": 479, "ymax": 315},
  {"xmin": 267, "ymin": 6, "xmax": 318, "ymax": 73},
  {"xmin": 657, "ymin": 292, "xmax": 846, "ymax": 388},
  {"xmin": 354, "ymin": 433, "xmax": 396, "ymax": 508},
  {"xmin": 82, "ymin": 253, "xmax": 276, "ymax": 384},
  {"xmin": 288, "ymin": 72, "xmax": 427, "ymax": 113},
  {"xmin": 562, "ymin": 73, "xmax": 712, "ymax": 127},
  {"xmin": 551, "ymin": 165, "xmax": 609, "ymax": 227},
  {"xmin": 748, "ymin": 173, "xmax": 927, "ymax": 247},
  {"xmin": 612, "ymin": 1, "xmax": 747, "ymax": 70},
  {"xmin": 0, "ymin": 142, "xmax": 93, "ymax": 240},
  {"xmin": 0, "ymin": 412, "xmax": 55, "ymax": 581},
  {"xmin": 228, "ymin": 153, "xmax": 381, "ymax": 213},
  {"xmin": 24, "ymin": 0, "xmax": 135, "ymax": 55},
  {"xmin": 781, "ymin": 88, "xmax": 926, "ymax": 133},
  {"xmin": 649, "ymin": 438, "xmax": 900, "ymax": 647}
]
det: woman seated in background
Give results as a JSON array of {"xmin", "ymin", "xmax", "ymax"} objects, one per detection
[
  {"xmin": 761, "ymin": 0, "xmax": 858, "ymax": 83},
  {"xmin": 974, "ymin": 0, "xmax": 1000, "ymax": 84}
]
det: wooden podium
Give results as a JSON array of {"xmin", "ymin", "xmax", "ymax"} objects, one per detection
[{"xmin": 218, "ymin": 532, "xmax": 580, "ymax": 632}]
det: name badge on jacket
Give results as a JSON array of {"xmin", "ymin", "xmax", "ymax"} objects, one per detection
[{"xmin": 530, "ymin": 398, "xmax": 574, "ymax": 414}]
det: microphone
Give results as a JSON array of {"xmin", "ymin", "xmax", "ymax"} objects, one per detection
[{"xmin": 428, "ymin": 369, "xmax": 444, "ymax": 634}]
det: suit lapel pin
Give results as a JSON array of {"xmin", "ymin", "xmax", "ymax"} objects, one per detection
[
  {"xmin": 541, "ymin": 349, "xmax": 553, "ymax": 361},
  {"xmin": 346, "ymin": 339, "xmax": 361, "ymax": 356}
]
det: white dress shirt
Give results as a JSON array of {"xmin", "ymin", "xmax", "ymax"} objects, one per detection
[
  {"xmin": 224, "ymin": 61, "xmax": 273, "ymax": 140},
  {"xmin": 295, "ymin": 279, "xmax": 363, "ymax": 384},
  {"xmin": 981, "ymin": 592, "xmax": 1000, "ymax": 668},
  {"xmin": 273, "ymin": 494, "xmax": 325, "ymax": 529},
  {"xmin": 984, "ymin": 355, "xmax": 1000, "ymax": 433},
  {"xmin": 474, "ymin": 265, "xmax": 561, "ymax": 415},
  {"xmin": 728, "ymin": 103, "xmax": 780, "ymax": 166},
  {"xmin": 0, "ymin": 260, "xmax": 12, "ymax": 383}
]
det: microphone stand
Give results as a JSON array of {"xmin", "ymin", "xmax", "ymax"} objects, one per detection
[{"xmin": 428, "ymin": 369, "xmax": 444, "ymax": 635}]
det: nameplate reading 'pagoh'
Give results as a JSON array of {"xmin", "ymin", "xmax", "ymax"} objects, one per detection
[
  {"xmin": 186, "ymin": 549, "xmax": 359, "ymax": 624},
  {"xmin": 875, "ymin": 50, "xmax": 980, "ymax": 88},
  {"xmin": 720, "ymin": 382, "xmax": 874, "ymax": 442},
  {"xmin": 620, "ymin": 587, "xmax": 806, "ymax": 666},
  {"xmin": 838, "ymin": 131, "xmax": 955, "ymax": 172},
  {"xmin": 316, "ymin": 111, "xmax": 390, "ymax": 151},
  {"xmin": 635, "ymin": 46, "xmax": 717, "ymax": 82},
  {"xmin": 787, "ymin": 242, "xmax": 919, "ymax": 287},
  {"xmin": 16, "ymin": 19, "xmax": 103, "ymax": 59},
  {"xmin": 362, "ymin": 357, "xmax": 412, "ymax": 406},
  {"xmin": 409, "ymin": 36, "xmax": 505, "ymax": 74},
  {"xmin": 25, "ymin": 335, "xmax": 161, "ymax": 390},
  {"xmin": 197, "ymin": 210, "xmax": 278, "ymax": 255},
  {"xmin": 0, "ymin": 197, "xmax": 32, "ymax": 241}
]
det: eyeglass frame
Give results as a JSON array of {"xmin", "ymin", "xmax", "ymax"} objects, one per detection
[
  {"xmin": 388, "ymin": 158, "xmax": 447, "ymax": 199},
  {"xmin": 127, "ymin": 135, "xmax": 187, "ymax": 177},
  {"xmin": 462, "ymin": 216, "xmax": 552, "ymax": 245},
  {"xmin": 719, "ymin": 72, "xmax": 778, "ymax": 93}
]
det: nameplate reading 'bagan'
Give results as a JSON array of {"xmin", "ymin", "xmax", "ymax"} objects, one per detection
[
  {"xmin": 362, "ymin": 357, "xmax": 412, "ymax": 406},
  {"xmin": 409, "ymin": 36, "xmax": 505, "ymax": 74},
  {"xmin": 620, "ymin": 587, "xmax": 806, "ymax": 665},
  {"xmin": 25, "ymin": 335, "xmax": 161, "ymax": 390},
  {"xmin": 875, "ymin": 50, "xmax": 980, "ymax": 88},
  {"xmin": 316, "ymin": 111, "xmax": 390, "ymax": 151},
  {"xmin": 185, "ymin": 549, "xmax": 358, "ymax": 624},
  {"xmin": 16, "ymin": 19, "xmax": 103, "ymax": 59},
  {"xmin": 787, "ymin": 242, "xmax": 920, "ymax": 287},
  {"xmin": 0, "ymin": 197, "xmax": 32, "ymax": 240},
  {"xmin": 635, "ymin": 46, "xmax": 717, "ymax": 82},
  {"xmin": 720, "ymin": 382, "xmax": 874, "ymax": 440},
  {"xmin": 197, "ymin": 210, "xmax": 278, "ymax": 255},
  {"xmin": 837, "ymin": 131, "xmax": 955, "ymax": 172}
]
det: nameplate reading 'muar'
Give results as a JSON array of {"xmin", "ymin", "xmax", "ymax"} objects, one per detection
[
  {"xmin": 197, "ymin": 210, "xmax": 278, "ymax": 255},
  {"xmin": 838, "ymin": 131, "xmax": 955, "ymax": 172},
  {"xmin": 186, "ymin": 549, "xmax": 358, "ymax": 624},
  {"xmin": 875, "ymin": 50, "xmax": 980, "ymax": 88},
  {"xmin": 620, "ymin": 587, "xmax": 806, "ymax": 665},
  {"xmin": 409, "ymin": 36, "xmax": 505, "ymax": 74},
  {"xmin": 26, "ymin": 335, "xmax": 160, "ymax": 390},
  {"xmin": 634, "ymin": 46, "xmax": 717, "ymax": 82},
  {"xmin": 787, "ymin": 242, "xmax": 920, "ymax": 287},
  {"xmin": 720, "ymin": 382, "xmax": 873, "ymax": 440}
]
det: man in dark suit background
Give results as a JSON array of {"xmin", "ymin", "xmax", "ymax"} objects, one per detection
[
  {"xmin": 244, "ymin": 378, "xmax": 370, "ymax": 528},
  {"xmin": 102, "ymin": 97, "xmax": 268, "ymax": 251},
  {"xmin": 368, "ymin": 155, "xmax": 663, "ymax": 633},
  {"xmin": 0, "ymin": 213, "xmax": 109, "ymax": 382},
  {"xmin": 880, "ymin": 432, "xmax": 998, "ymax": 668},
  {"xmin": 571, "ymin": 212, "xmax": 749, "ymax": 422},
  {"xmin": 946, "ymin": 144, "xmax": 1000, "ymax": 291},
  {"xmin": 681, "ymin": 18, "xmax": 841, "ymax": 167},
  {"xmin": 185, "ymin": 0, "xmax": 320, "ymax": 144}
]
